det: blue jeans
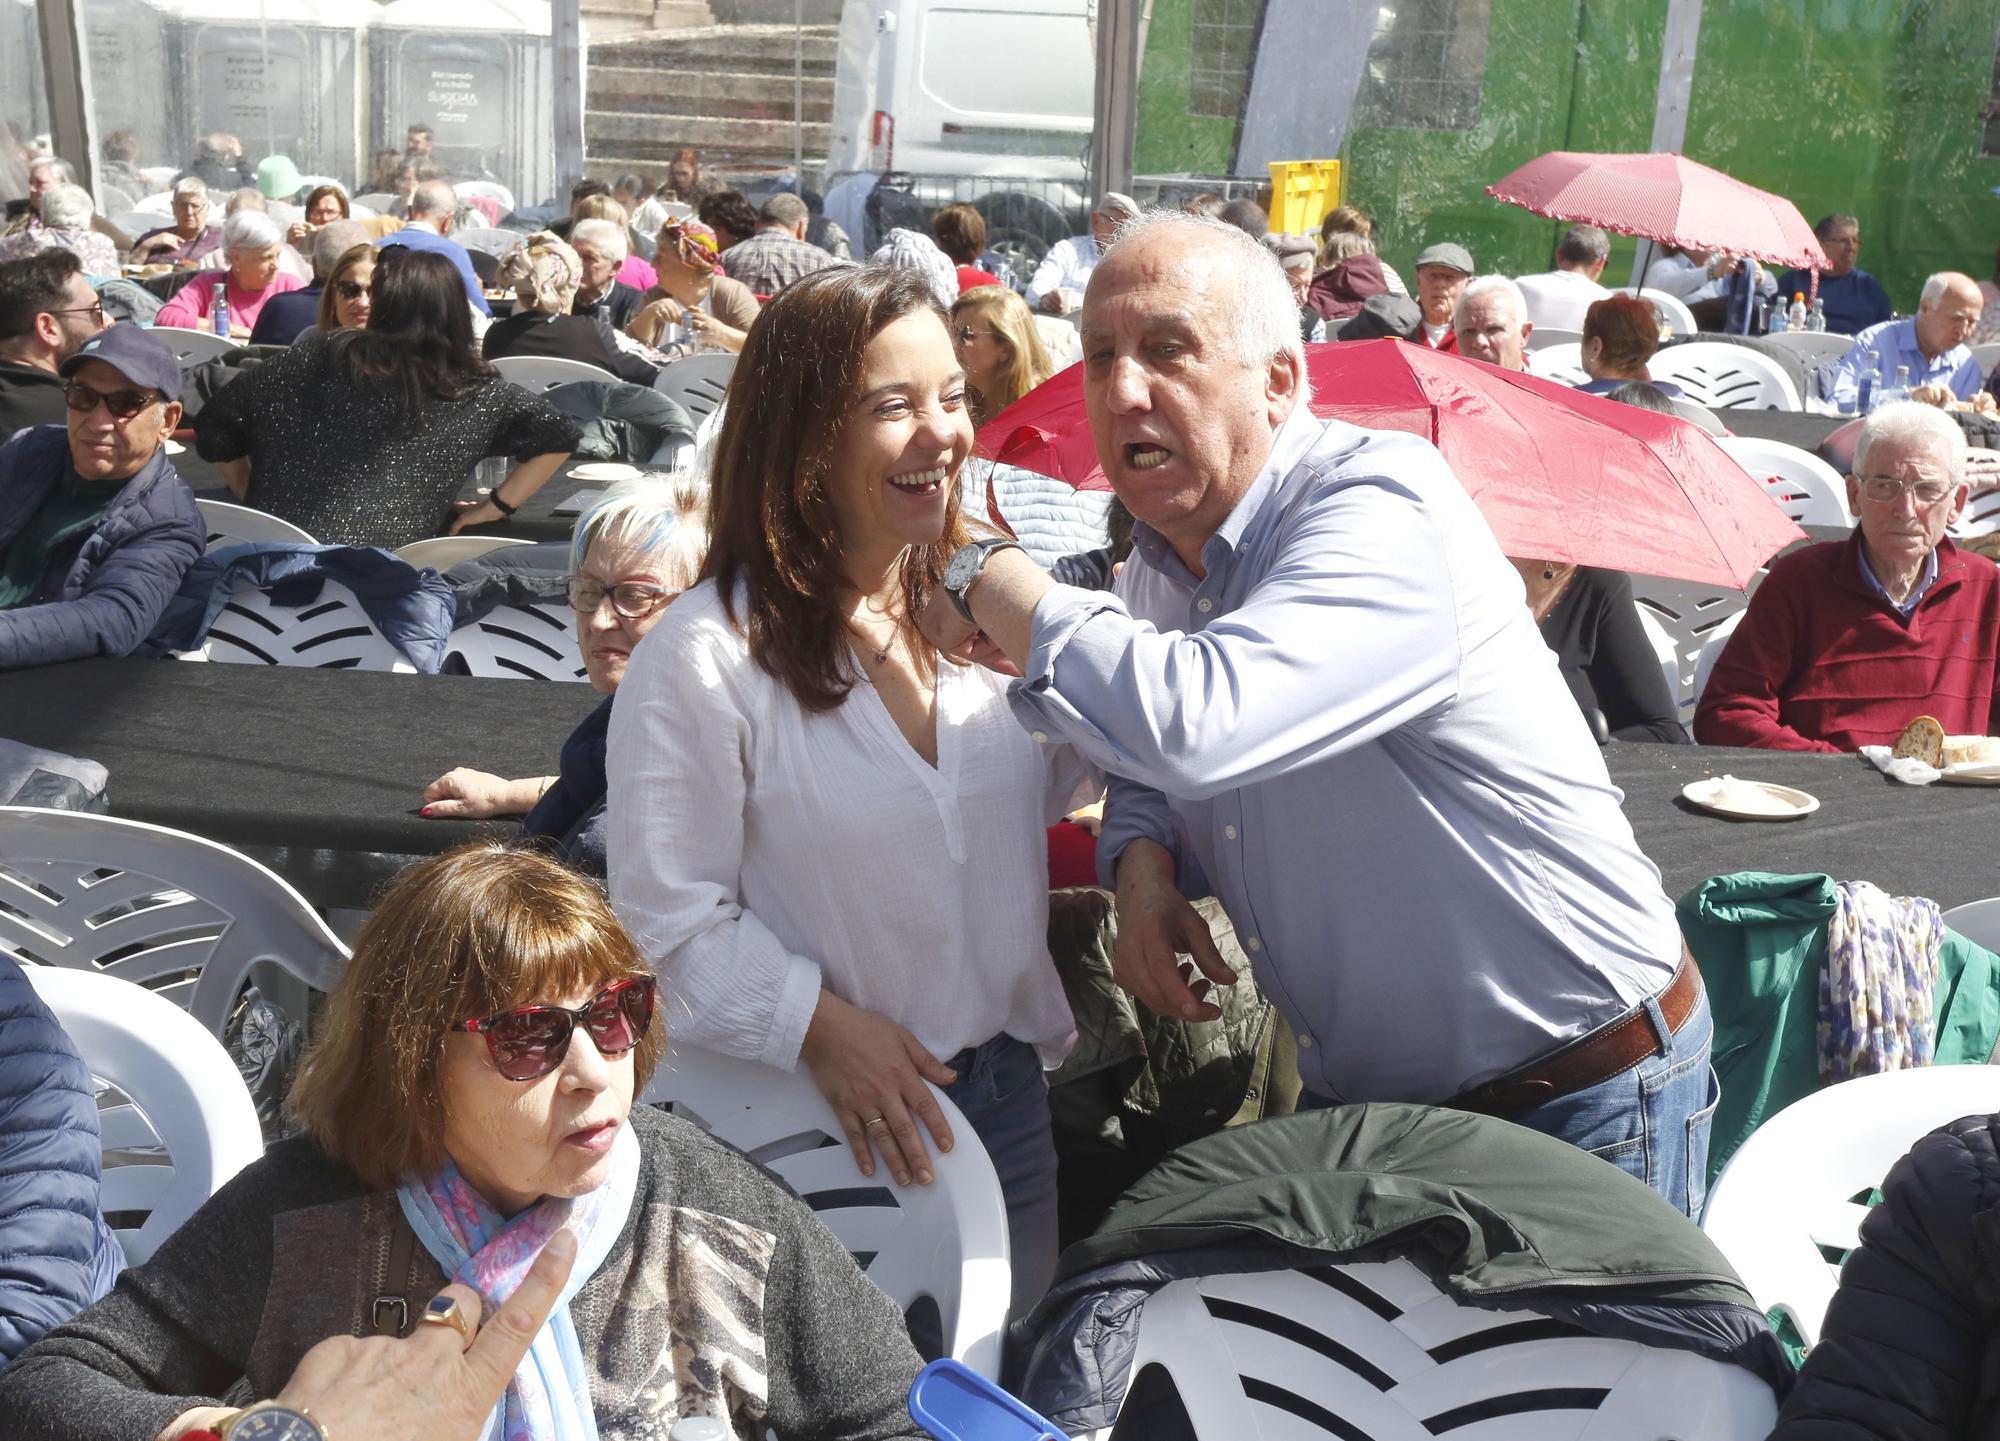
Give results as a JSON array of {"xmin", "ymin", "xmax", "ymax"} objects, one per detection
[
  {"xmin": 1509, "ymin": 988, "xmax": 1720, "ymax": 1219},
  {"xmin": 941, "ymin": 1034, "xmax": 1060, "ymax": 1324}
]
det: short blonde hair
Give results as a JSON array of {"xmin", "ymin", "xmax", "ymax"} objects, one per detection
[
  {"xmin": 288, "ymin": 844, "xmax": 665, "ymax": 1188},
  {"xmin": 950, "ymin": 284, "xmax": 1056, "ymax": 421}
]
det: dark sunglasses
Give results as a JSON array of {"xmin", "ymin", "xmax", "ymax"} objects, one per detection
[
  {"xmin": 567, "ymin": 578, "xmax": 679, "ymax": 619},
  {"xmin": 458, "ymin": 975, "xmax": 656, "ymax": 1082},
  {"xmin": 63, "ymin": 382, "xmax": 161, "ymax": 420},
  {"xmin": 953, "ymin": 325, "xmax": 997, "ymax": 345},
  {"xmin": 334, "ymin": 280, "xmax": 369, "ymax": 301}
]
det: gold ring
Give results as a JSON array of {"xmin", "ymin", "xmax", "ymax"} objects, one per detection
[
  {"xmin": 419, "ymin": 1294, "xmax": 474, "ymax": 1349},
  {"xmin": 863, "ymin": 1116, "xmax": 888, "ymax": 1129}
]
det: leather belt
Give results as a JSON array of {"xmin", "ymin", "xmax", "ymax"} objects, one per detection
[{"xmin": 1453, "ymin": 945, "xmax": 1702, "ymax": 1121}]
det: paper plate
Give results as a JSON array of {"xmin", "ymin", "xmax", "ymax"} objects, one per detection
[
  {"xmin": 1939, "ymin": 762, "xmax": 2000, "ymax": 787},
  {"xmin": 1680, "ymin": 776, "xmax": 1820, "ymax": 821},
  {"xmin": 163, "ymin": 439, "xmax": 185, "ymax": 453},
  {"xmin": 569, "ymin": 462, "xmax": 642, "ymax": 482}
]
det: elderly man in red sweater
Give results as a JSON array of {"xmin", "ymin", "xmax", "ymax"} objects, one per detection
[{"xmin": 1696, "ymin": 401, "xmax": 2000, "ymax": 751}]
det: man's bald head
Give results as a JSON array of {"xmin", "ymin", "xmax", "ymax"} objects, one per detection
[{"xmin": 1915, "ymin": 271, "xmax": 1982, "ymax": 360}]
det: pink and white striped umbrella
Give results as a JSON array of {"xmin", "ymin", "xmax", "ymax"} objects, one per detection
[{"xmin": 1486, "ymin": 151, "xmax": 1828, "ymax": 270}]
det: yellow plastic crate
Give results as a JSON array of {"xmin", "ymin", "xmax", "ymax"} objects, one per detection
[{"xmin": 1266, "ymin": 159, "xmax": 1344, "ymax": 234}]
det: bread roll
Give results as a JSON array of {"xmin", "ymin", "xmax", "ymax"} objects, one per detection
[{"xmin": 1892, "ymin": 715, "xmax": 1945, "ymax": 767}]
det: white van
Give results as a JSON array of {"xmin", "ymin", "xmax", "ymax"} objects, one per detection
[{"xmin": 826, "ymin": 0, "xmax": 1095, "ymax": 268}]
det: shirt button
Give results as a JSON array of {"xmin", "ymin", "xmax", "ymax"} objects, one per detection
[
  {"xmin": 1246, "ymin": 937, "xmax": 1262, "ymax": 952},
  {"xmin": 1030, "ymin": 730, "xmax": 1048, "ymax": 744},
  {"xmin": 1224, "ymin": 824, "xmax": 1238, "ymax": 840},
  {"xmin": 1196, "ymin": 598, "xmax": 1214, "ymax": 614},
  {"xmin": 1297, "ymin": 1032, "xmax": 1313, "ymax": 1049}
]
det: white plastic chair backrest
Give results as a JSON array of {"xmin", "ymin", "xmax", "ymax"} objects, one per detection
[
  {"xmin": 642, "ymin": 1041, "xmax": 1010, "ymax": 1379},
  {"xmin": 1969, "ymin": 342, "xmax": 2000, "ymax": 374},
  {"xmin": 1529, "ymin": 341, "xmax": 1589, "ymax": 388},
  {"xmin": 395, "ymin": 535, "xmax": 535, "ymax": 569},
  {"xmin": 1650, "ymin": 342, "xmax": 1803, "ymax": 411},
  {"xmin": 1080, "ymin": 1259, "xmax": 1778, "ymax": 1441},
  {"xmin": 1942, "ymin": 897, "xmax": 2000, "ymax": 952},
  {"xmin": 457, "ymin": 228, "xmax": 526, "ymax": 257},
  {"xmin": 1714, "ymin": 436, "xmax": 1853, "ymax": 526},
  {"xmin": 1632, "ymin": 575, "xmax": 1755, "ymax": 720},
  {"xmin": 1690, "ymin": 609, "xmax": 1746, "ymax": 712},
  {"xmin": 353, "ymin": 191, "xmax": 396, "ymax": 212},
  {"xmin": 1525, "ymin": 325, "xmax": 1583, "ymax": 352},
  {"xmin": 1762, "ymin": 331, "xmax": 1856, "ymax": 367},
  {"xmin": 196, "ymin": 499, "xmax": 319, "ymax": 550},
  {"xmin": 111, "ymin": 209, "xmax": 161, "ymax": 240},
  {"xmin": 152, "ymin": 327, "xmax": 244, "ymax": 367},
  {"xmin": 0, "ymin": 805, "xmax": 349, "ymax": 1038},
  {"xmin": 447, "ymin": 602, "xmax": 588, "ymax": 681},
  {"xmin": 1958, "ymin": 486, "xmax": 2000, "ymax": 539},
  {"xmin": 134, "ymin": 189, "xmax": 175, "ymax": 215},
  {"xmin": 203, "ymin": 576, "xmax": 415, "ymax": 670},
  {"xmin": 23, "ymin": 966, "xmax": 264, "ymax": 1265},
  {"xmin": 653, "ymin": 352, "xmax": 739, "ymax": 421},
  {"xmin": 1627, "ymin": 286, "xmax": 1699, "ymax": 338},
  {"xmin": 491, "ymin": 354, "xmax": 621, "ymax": 391},
  {"xmin": 1701, "ymin": 1066, "xmax": 2000, "ymax": 1350},
  {"xmin": 455, "ymin": 180, "xmax": 516, "ymax": 214},
  {"xmin": 1633, "ymin": 605, "xmax": 1685, "ymax": 723}
]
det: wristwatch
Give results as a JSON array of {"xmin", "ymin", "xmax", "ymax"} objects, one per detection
[
  {"xmin": 216, "ymin": 1401, "xmax": 327, "ymax": 1441},
  {"xmin": 941, "ymin": 537, "xmax": 1023, "ymax": 623}
]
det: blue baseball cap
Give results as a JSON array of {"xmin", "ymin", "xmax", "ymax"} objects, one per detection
[{"xmin": 59, "ymin": 323, "xmax": 182, "ymax": 402}]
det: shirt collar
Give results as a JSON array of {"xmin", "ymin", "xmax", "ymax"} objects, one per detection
[{"xmin": 1855, "ymin": 537, "xmax": 1939, "ymax": 615}]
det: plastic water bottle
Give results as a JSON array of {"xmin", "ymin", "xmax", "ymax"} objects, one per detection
[
  {"xmin": 1853, "ymin": 349, "xmax": 1879, "ymax": 413},
  {"xmin": 1768, "ymin": 298, "xmax": 1790, "ymax": 334},
  {"xmin": 1875, "ymin": 363, "xmax": 1911, "ymax": 412},
  {"xmin": 1788, "ymin": 291, "xmax": 1808, "ymax": 331},
  {"xmin": 211, "ymin": 282, "xmax": 229, "ymax": 338},
  {"xmin": 1807, "ymin": 297, "xmax": 1827, "ymax": 332}
]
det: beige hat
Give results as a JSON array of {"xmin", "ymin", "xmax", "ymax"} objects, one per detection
[{"xmin": 1094, "ymin": 191, "xmax": 1141, "ymax": 220}]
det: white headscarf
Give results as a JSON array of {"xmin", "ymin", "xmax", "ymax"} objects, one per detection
[{"xmin": 871, "ymin": 227, "xmax": 958, "ymax": 308}]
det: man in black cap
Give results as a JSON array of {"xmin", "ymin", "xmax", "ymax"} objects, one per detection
[
  {"xmin": 1408, "ymin": 241, "xmax": 1474, "ymax": 352},
  {"xmin": 0, "ymin": 324, "xmax": 204, "ymax": 668}
]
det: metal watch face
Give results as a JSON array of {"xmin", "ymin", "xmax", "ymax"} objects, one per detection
[
  {"xmin": 942, "ymin": 541, "xmax": 986, "ymax": 595},
  {"xmin": 231, "ymin": 1407, "xmax": 322, "ymax": 1441}
]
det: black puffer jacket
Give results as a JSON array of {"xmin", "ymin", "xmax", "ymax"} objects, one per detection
[{"xmin": 1769, "ymin": 1113, "xmax": 2000, "ymax": 1439}]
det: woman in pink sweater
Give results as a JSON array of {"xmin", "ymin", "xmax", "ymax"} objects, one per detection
[{"xmin": 153, "ymin": 209, "xmax": 305, "ymax": 338}]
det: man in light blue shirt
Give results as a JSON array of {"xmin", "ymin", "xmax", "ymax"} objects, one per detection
[
  {"xmin": 375, "ymin": 179, "xmax": 493, "ymax": 319},
  {"xmin": 1828, "ymin": 271, "xmax": 1982, "ymax": 410},
  {"xmin": 922, "ymin": 213, "xmax": 1715, "ymax": 1214}
]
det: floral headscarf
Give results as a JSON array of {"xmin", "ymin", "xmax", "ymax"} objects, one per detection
[
  {"xmin": 655, "ymin": 218, "xmax": 721, "ymax": 276},
  {"xmin": 498, "ymin": 231, "xmax": 584, "ymax": 314}
]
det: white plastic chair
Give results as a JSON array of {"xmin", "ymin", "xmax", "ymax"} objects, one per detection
[
  {"xmin": 1762, "ymin": 331, "xmax": 1855, "ymax": 368},
  {"xmin": 1690, "ymin": 609, "xmax": 1746, "ymax": 712},
  {"xmin": 1627, "ymin": 286, "xmax": 1699, "ymax": 339},
  {"xmin": 1525, "ymin": 325, "xmax": 1583, "ymax": 352},
  {"xmin": 1633, "ymin": 576, "xmax": 1757, "ymax": 722},
  {"xmin": 1942, "ymin": 897, "xmax": 2000, "ymax": 952},
  {"xmin": 447, "ymin": 603, "xmax": 588, "ymax": 681},
  {"xmin": 1529, "ymin": 341, "xmax": 1589, "ymax": 388},
  {"xmin": 491, "ymin": 354, "xmax": 622, "ymax": 391},
  {"xmin": 457, "ymin": 228, "xmax": 527, "ymax": 258},
  {"xmin": 1701, "ymin": 1066, "xmax": 2000, "ymax": 1350},
  {"xmin": 0, "ymin": 806, "xmax": 348, "ymax": 1039},
  {"xmin": 1634, "ymin": 606, "xmax": 1684, "ymax": 722},
  {"xmin": 653, "ymin": 351, "xmax": 738, "ymax": 422},
  {"xmin": 196, "ymin": 499, "xmax": 319, "ymax": 549},
  {"xmin": 1076, "ymin": 1259, "xmax": 1778, "ymax": 1441},
  {"xmin": 353, "ymin": 191, "xmax": 396, "ymax": 213},
  {"xmin": 202, "ymin": 577, "xmax": 415, "ymax": 670},
  {"xmin": 152, "ymin": 327, "xmax": 244, "ymax": 366},
  {"xmin": 1650, "ymin": 342, "xmax": 1803, "ymax": 411},
  {"xmin": 1969, "ymin": 342, "xmax": 2000, "ymax": 375},
  {"xmin": 643, "ymin": 1041, "xmax": 1010, "ymax": 1378},
  {"xmin": 1714, "ymin": 436, "xmax": 1853, "ymax": 526},
  {"xmin": 23, "ymin": 966, "xmax": 264, "ymax": 1265},
  {"xmin": 1958, "ymin": 486, "xmax": 2000, "ymax": 539},
  {"xmin": 454, "ymin": 180, "xmax": 517, "ymax": 216},
  {"xmin": 395, "ymin": 535, "xmax": 535, "ymax": 570}
]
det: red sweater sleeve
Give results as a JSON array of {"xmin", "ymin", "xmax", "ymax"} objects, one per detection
[{"xmin": 1694, "ymin": 567, "xmax": 1844, "ymax": 752}]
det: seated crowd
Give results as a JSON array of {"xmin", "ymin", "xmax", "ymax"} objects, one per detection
[{"xmin": 7, "ymin": 138, "xmax": 2000, "ymax": 1441}]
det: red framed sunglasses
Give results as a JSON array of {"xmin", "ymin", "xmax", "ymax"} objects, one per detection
[{"xmin": 458, "ymin": 975, "xmax": 657, "ymax": 1081}]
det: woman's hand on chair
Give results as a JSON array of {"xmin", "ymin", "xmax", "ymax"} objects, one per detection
[{"xmin": 801, "ymin": 991, "xmax": 958, "ymax": 1187}]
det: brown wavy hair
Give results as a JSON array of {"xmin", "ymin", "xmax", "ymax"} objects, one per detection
[
  {"xmin": 703, "ymin": 264, "xmax": 970, "ymax": 712},
  {"xmin": 288, "ymin": 843, "xmax": 664, "ymax": 1189}
]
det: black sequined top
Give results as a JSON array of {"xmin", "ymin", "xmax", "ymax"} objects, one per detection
[{"xmin": 193, "ymin": 332, "xmax": 583, "ymax": 548}]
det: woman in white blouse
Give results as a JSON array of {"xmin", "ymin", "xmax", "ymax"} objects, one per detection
[{"xmin": 607, "ymin": 264, "xmax": 1088, "ymax": 1317}]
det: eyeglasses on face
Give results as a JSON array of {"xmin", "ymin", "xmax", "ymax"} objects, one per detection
[
  {"xmin": 567, "ymin": 577, "xmax": 679, "ymax": 619},
  {"xmin": 63, "ymin": 382, "xmax": 161, "ymax": 420},
  {"xmin": 458, "ymin": 975, "xmax": 657, "ymax": 1082},
  {"xmin": 953, "ymin": 325, "xmax": 998, "ymax": 346},
  {"xmin": 47, "ymin": 301, "xmax": 106, "ymax": 325},
  {"xmin": 1857, "ymin": 474, "xmax": 1955, "ymax": 508}
]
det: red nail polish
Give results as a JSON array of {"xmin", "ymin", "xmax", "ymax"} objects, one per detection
[{"xmin": 421, "ymin": 806, "xmax": 433, "ymax": 817}]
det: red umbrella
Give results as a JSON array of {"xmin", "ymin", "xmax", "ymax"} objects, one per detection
[
  {"xmin": 1485, "ymin": 151, "xmax": 1828, "ymax": 271},
  {"xmin": 976, "ymin": 340, "xmax": 1802, "ymax": 589}
]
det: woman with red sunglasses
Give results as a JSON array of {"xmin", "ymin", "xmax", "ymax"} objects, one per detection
[{"xmin": 0, "ymin": 845, "xmax": 924, "ymax": 1441}]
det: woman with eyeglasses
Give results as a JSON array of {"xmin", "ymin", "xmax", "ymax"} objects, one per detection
[
  {"xmin": 948, "ymin": 284, "xmax": 1054, "ymax": 425},
  {"xmin": 285, "ymin": 184, "xmax": 349, "ymax": 250},
  {"xmin": 421, "ymin": 479, "xmax": 708, "ymax": 875},
  {"xmin": 194, "ymin": 246, "xmax": 580, "ymax": 548},
  {"xmin": 0, "ymin": 844, "xmax": 926, "ymax": 1441},
  {"xmin": 314, "ymin": 242, "xmax": 375, "ymax": 332}
]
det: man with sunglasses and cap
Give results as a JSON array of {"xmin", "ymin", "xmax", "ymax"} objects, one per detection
[{"xmin": 0, "ymin": 324, "xmax": 203, "ymax": 669}]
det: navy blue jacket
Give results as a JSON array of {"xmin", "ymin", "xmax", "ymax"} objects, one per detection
[
  {"xmin": 246, "ymin": 284, "xmax": 324, "ymax": 347},
  {"xmin": 1773, "ymin": 268, "xmax": 1896, "ymax": 337},
  {"xmin": 0, "ymin": 957, "xmax": 123, "ymax": 1368},
  {"xmin": 375, "ymin": 226, "xmax": 493, "ymax": 316},
  {"xmin": 0, "ymin": 426, "xmax": 205, "ymax": 671}
]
